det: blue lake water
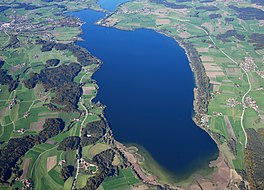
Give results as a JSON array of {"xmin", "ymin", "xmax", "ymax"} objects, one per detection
[
  {"xmin": 72, "ymin": 0, "xmax": 218, "ymax": 181},
  {"xmin": 97, "ymin": 0, "xmax": 130, "ymax": 12}
]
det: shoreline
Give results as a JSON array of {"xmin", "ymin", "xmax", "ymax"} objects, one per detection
[
  {"xmin": 97, "ymin": 12, "xmax": 245, "ymax": 189},
  {"xmin": 71, "ymin": 7, "xmax": 169, "ymax": 189},
  {"xmin": 73, "ymin": 5, "xmax": 241, "ymax": 189}
]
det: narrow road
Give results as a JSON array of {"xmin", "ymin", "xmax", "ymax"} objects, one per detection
[
  {"xmin": 1, "ymin": 31, "xmax": 11, "ymax": 48},
  {"xmin": 71, "ymin": 100, "xmax": 89, "ymax": 190},
  {"xmin": 198, "ymin": 26, "xmax": 249, "ymax": 148},
  {"xmin": 180, "ymin": 20, "xmax": 249, "ymax": 148},
  {"xmin": 0, "ymin": 92, "xmax": 50, "ymax": 132},
  {"xmin": 71, "ymin": 72, "xmax": 89, "ymax": 189}
]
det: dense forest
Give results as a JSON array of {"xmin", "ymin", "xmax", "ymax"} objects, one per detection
[
  {"xmin": 249, "ymin": 33, "xmax": 264, "ymax": 50},
  {"xmin": 81, "ymin": 120, "xmax": 106, "ymax": 146},
  {"xmin": 229, "ymin": 5, "xmax": 264, "ymax": 20},
  {"xmin": 58, "ymin": 136, "xmax": 81, "ymax": 151},
  {"xmin": 251, "ymin": 0, "xmax": 264, "ymax": 6},
  {"xmin": 225, "ymin": 18, "xmax": 234, "ymax": 22},
  {"xmin": 245, "ymin": 128, "xmax": 264, "ymax": 190},
  {"xmin": 37, "ymin": 40, "xmax": 99, "ymax": 66},
  {"xmin": 149, "ymin": 0, "xmax": 191, "ymax": 9},
  {"xmin": 0, "ymin": 60, "xmax": 18, "ymax": 92},
  {"xmin": 45, "ymin": 58, "xmax": 60, "ymax": 67},
  {"xmin": 80, "ymin": 149, "xmax": 117, "ymax": 190},
  {"xmin": 209, "ymin": 14, "xmax": 222, "ymax": 19},
  {"xmin": 200, "ymin": 0, "xmax": 215, "ymax": 2},
  {"xmin": 196, "ymin": 6, "xmax": 219, "ymax": 11},
  {"xmin": 60, "ymin": 165, "xmax": 74, "ymax": 181},
  {"xmin": 38, "ymin": 118, "xmax": 65, "ymax": 142},
  {"xmin": 24, "ymin": 62, "xmax": 82, "ymax": 112},
  {"xmin": 216, "ymin": 30, "xmax": 245, "ymax": 42},
  {"xmin": 23, "ymin": 39, "xmax": 101, "ymax": 112},
  {"xmin": 3, "ymin": 35, "xmax": 20, "ymax": 49},
  {"xmin": 0, "ymin": 136, "xmax": 36, "ymax": 183},
  {"xmin": 181, "ymin": 41, "xmax": 211, "ymax": 118}
]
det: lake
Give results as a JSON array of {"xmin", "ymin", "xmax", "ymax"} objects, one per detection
[{"xmin": 72, "ymin": 0, "xmax": 218, "ymax": 182}]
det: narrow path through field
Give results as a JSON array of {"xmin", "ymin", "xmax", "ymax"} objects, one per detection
[
  {"xmin": 0, "ymin": 92, "xmax": 50, "ymax": 132},
  {"xmin": 1, "ymin": 31, "xmax": 11, "ymax": 48},
  {"xmin": 30, "ymin": 145, "xmax": 58, "ymax": 179},
  {"xmin": 71, "ymin": 101, "xmax": 88, "ymax": 189}
]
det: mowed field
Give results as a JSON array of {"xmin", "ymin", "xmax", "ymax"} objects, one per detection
[
  {"xmin": 23, "ymin": 143, "xmax": 63, "ymax": 189},
  {"xmin": 102, "ymin": 168, "xmax": 140, "ymax": 190}
]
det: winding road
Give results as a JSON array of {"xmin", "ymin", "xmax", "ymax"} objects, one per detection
[
  {"xmin": 179, "ymin": 20, "xmax": 250, "ymax": 148},
  {"xmin": 198, "ymin": 26, "xmax": 250, "ymax": 148},
  {"xmin": 71, "ymin": 74, "xmax": 89, "ymax": 189}
]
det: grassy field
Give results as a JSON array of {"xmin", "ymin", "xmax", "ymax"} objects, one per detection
[
  {"xmin": 102, "ymin": 168, "xmax": 140, "ymax": 190},
  {"xmin": 82, "ymin": 143, "xmax": 111, "ymax": 160},
  {"xmin": 76, "ymin": 174, "xmax": 92, "ymax": 189}
]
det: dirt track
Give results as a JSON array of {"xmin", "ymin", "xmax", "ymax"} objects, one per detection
[
  {"xmin": 21, "ymin": 158, "xmax": 31, "ymax": 179},
  {"xmin": 224, "ymin": 115, "xmax": 237, "ymax": 141},
  {"xmin": 47, "ymin": 156, "xmax": 57, "ymax": 172}
]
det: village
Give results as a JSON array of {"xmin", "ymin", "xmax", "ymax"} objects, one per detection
[
  {"xmin": 0, "ymin": 13, "xmax": 82, "ymax": 41},
  {"xmin": 240, "ymin": 57, "xmax": 260, "ymax": 74},
  {"xmin": 245, "ymin": 96, "xmax": 259, "ymax": 112},
  {"xmin": 226, "ymin": 98, "xmax": 242, "ymax": 108}
]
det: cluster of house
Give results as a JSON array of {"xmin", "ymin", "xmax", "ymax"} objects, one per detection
[
  {"xmin": 0, "ymin": 22, "xmax": 11, "ymax": 30},
  {"xmin": 226, "ymin": 98, "xmax": 241, "ymax": 108},
  {"xmin": 245, "ymin": 96, "xmax": 258, "ymax": 112},
  {"xmin": 240, "ymin": 57, "xmax": 258, "ymax": 72},
  {"xmin": 58, "ymin": 158, "xmax": 97, "ymax": 174},
  {"xmin": 119, "ymin": 7, "xmax": 150, "ymax": 15},
  {"xmin": 72, "ymin": 118, "xmax": 80, "ymax": 122},
  {"xmin": 39, "ymin": 94, "xmax": 49, "ymax": 102},
  {"xmin": 1, "ymin": 13, "xmax": 84, "ymax": 42},
  {"xmin": 15, "ymin": 128, "xmax": 26, "ymax": 134},
  {"xmin": 200, "ymin": 114, "xmax": 210, "ymax": 127},
  {"xmin": 256, "ymin": 70, "xmax": 264, "ymax": 78},
  {"xmin": 20, "ymin": 179, "xmax": 31, "ymax": 189},
  {"xmin": 213, "ymin": 112, "xmax": 223, "ymax": 116},
  {"xmin": 175, "ymin": 23, "xmax": 187, "ymax": 33},
  {"xmin": 58, "ymin": 159, "xmax": 66, "ymax": 167},
  {"xmin": 84, "ymin": 68, "xmax": 92, "ymax": 74},
  {"xmin": 79, "ymin": 158, "xmax": 97, "ymax": 174},
  {"xmin": 0, "ymin": 16, "xmax": 36, "ymax": 33},
  {"xmin": 240, "ymin": 57, "xmax": 264, "ymax": 79},
  {"xmin": 211, "ymin": 91, "xmax": 221, "ymax": 96},
  {"xmin": 8, "ymin": 97, "xmax": 17, "ymax": 110},
  {"xmin": 23, "ymin": 111, "xmax": 30, "ymax": 118}
]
